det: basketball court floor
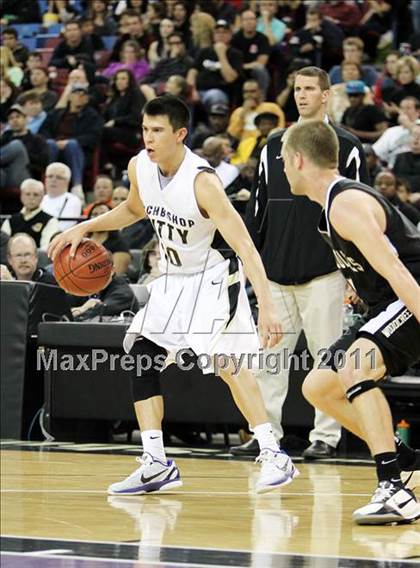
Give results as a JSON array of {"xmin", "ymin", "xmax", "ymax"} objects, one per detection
[{"xmin": 1, "ymin": 440, "xmax": 419, "ymax": 567}]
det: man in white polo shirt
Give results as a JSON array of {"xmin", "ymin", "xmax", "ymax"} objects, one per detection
[{"xmin": 41, "ymin": 162, "xmax": 82, "ymax": 231}]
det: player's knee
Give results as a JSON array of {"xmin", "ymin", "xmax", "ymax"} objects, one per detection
[
  {"xmin": 130, "ymin": 338, "xmax": 167, "ymax": 402},
  {"xmin": 302, "ymin": 371, "xmax": 319, "ymax": 404}
]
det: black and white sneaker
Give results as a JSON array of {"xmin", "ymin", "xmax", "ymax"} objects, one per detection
[
  {"xmin": 401, "ymin": 449, "xmax": 419, "ymax": 491},
  {"xmin": 353, "ymin": 481, "xmax": 420, "ymax": 525}
]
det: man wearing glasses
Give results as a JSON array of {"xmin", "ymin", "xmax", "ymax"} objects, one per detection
[
  {"xmin": 140, "ymin": 32, "xmax": 193, "ymax": 97},
  {"xmin": 41, "ymin": 162, "xmax": 82, "ymax": 231},
  {"xmin": 0, "ymin": 233, "xmax": 56, "ymax": 285}
]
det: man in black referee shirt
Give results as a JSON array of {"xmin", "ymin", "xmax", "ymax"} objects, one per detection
[{"xmin": 232, "ymin": 67, "xmax": 369, "ymax": 461}]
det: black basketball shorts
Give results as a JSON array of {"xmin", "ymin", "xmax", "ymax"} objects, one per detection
[{"xmin": 319, "ymin": 299, "xmax": 420, "ymax": 376}]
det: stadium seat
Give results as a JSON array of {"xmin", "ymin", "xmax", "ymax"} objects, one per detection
[
  {"xmin": 129, "ymin": 284, "xmax": 150, "ymax": 307},
  {"xmin": 37, "ymin": 250, "xmax": 50, "ymax": 268},
  {"xmin": 13, "ymin": 23, "xmax": 40, "ymax": 38},
  {"xmin": 21, "ymin": 38, "xmax": 37, "ymax": 51},
  {"xmin": 102, "ymin": 36, "xmax": 117, "ymax": 51},
  {"xmin": 127, "ymin": 249, "xmax": 144, "ymax": 283},
  {"xmin": 36, "ymin": 35, "xmax": 61, "ymax": 49}
]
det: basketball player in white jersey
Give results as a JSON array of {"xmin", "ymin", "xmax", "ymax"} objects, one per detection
[{"xmin": 49, "ymin": 95, "xmax": 299, "ymax": 495}]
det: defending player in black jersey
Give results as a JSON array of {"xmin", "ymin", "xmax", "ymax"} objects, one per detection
[{"xmin": 281, "ymin": 119, "xmax": 420, "ymax": 526}]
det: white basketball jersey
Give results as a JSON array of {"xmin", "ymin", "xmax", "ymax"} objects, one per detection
[{"xmin": 135, "ymin": 146, "xmax": 227, "ymax": 274}]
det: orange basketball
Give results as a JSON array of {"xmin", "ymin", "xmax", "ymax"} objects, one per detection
[{"xmin": 54, "ymin": 239, "xmax": 113, "ymax": 296}]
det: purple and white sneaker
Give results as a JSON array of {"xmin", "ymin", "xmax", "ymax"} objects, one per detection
[
  {"xmin": 108, "ymin": 453, "xmax": 182, "ymax": 495},
  {"xmin": 255, "ymin": 449, "xmax": 299, "ymax": 493}
]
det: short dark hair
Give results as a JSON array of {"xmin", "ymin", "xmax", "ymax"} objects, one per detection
[
  {"xmin": 400, "ymin": 96, "xmax": 420, "ymax": 110},
  {"xmin": 143, "ymin": 95, "xmax": 190, "ymax": 130},
  {"xmin": 3, "ymin": 27, "xmax": 17, "ymax": 38},
  {"xmin": 65, "ymin": 20, "xmax": 81, "ymax": 29},
  {"xmin": 295, "ymin": 66, "xmax": 330, "ymax": 91},
  {"xmin": 168, "ymin": 32, "xmax": 184, "ymax": 43},
  {"xmin": 17, "ymin": 90, "xmax": 42, "ymax": 105}
]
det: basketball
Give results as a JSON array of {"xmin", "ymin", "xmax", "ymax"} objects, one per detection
[{"xmin": 54, "ymin": 239, "xmax": 113, "ymax": 296}]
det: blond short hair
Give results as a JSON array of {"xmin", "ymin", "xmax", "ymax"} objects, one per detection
[{"xmin": 283, "ymin": 120, "xmax": 339, "ymax": 169}]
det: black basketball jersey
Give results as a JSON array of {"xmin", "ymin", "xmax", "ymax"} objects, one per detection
[{"xmin": 319, "ymin": 177, "xmax": 420, "ymax": 312}]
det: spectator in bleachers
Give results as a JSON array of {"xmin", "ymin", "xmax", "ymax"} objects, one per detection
[
  {"xmin": 101, "ymin": 69, "xmax": 144, "ymax": 171},
  {"xmin": 373, "ymin": 50, "xmax": 399, "ymax": 105},
  {"xmin": 40, "ymin": 83, "xmax": 104, "ymax": 198},
  {"xmin": 42, "ymin": 162, "xmax": 82, "ymax": 231},
  {"xmin": 393, "ymin": 123, "xmax": 420, "ymax": 193},
  {"xmin": 117, "ymin": 11, "xmax": 131, "ymax": 35},
  {"xmin": 1, "ymin": 179, "xmax": 60, "ymax": 250},
  {"xmin": 46, "ymin": 0, "xmax": 79, "ymax": 25},
  {"xmin": 87, "ymin": 202, "xmax": 131, "ymax": 275},
  {"xmin": 363, "ymin": 143, "xmax": 382, "ymax": 181},
  {"xmin": 341, "ymin": 79, "xmax": 388, "ymax": 142},
  {"xmin": 201, "ymin": 136, "xmax": 240, "ymax": 193},
  {"xmin": 88, "ymin": 0, "xmax": 118, "ymax": 36},
  {"xmin": 389, "ymin": 56, "xmax": 420, "ymax": 106},
  {"xmin": 199, "ymin": 0, "xmax": 237, "ymax": 27},
  {"xmin": 231, "ymin": 110, "xmax": 281, "ymax": 166},
  {"xmin": 373, "ymin": 96, "xmax": 420, "ymax": 168},
  {"xmin": 319, "ymin": 0, "xmax": 361, "ymax": 36},
  {"xmin": 83, "ymin": 175, "xmax": 114, "ymax": 216},
  {"xmin": 275, "ymin": 65, "xmax": 302, "ymax": 124},
  {"xmin": 17, "ymin": 90, "xmax": 47, "ymax": 136},
  {"xmin": 0, "ymin": 0, "xmax": 41, "ymax": 25},
  {"xmin": 327, "ymin": 61, "xmax": 371, "ymax": 124},
  {"xmin": 228, "ymin": 80, "xmax": 284, "ymax": 143},
  {"xmin": 1, "ymin": 104, "xmax": 49, "ymax": 180},
  {"xmin": 329, "ymin": 37, "xmax": 377, "ymax": 87},
  {"xmin": 147, "ymin": 18, "xmax": 175, "ymax": 68},
  {"xmin": 141, "ymin": 73, "xmax": 189, "ymax": 104},
  {"xmin": 54, "ymin": 65, "xmax": 105, "ymax": 112},
  {"xmin": 188, "ymin": 11, "xmax": 216, "ymax": 57},
  {"xmin": 256, "ymin": 0, "xmax": 287, "ymax": 47},
  {"xmin": 20, "ymin": 51, "xmax": 43, "ymax": 91},
  {"xmin": 396, "ymin": 177, "xmax": 417, "ymax": 207},
  {"xmin": 0, "ymin": 233, "xmax": 56, "ymax": 284},
  {"xmin": 359, "ymin": 0, "xmax": 392, "ymax": 60},
  {"xmin": 70, "ymin": 271, "xmax": 139, "ymax": 319},
  {"xmin": 0, "ymin": 138, "xmax": 30, "ymax": 190},
  {"xmin": 79, "ymin": 17, "xmax": 105, "ymax": 51},
  {"xmin": 1, "ymin": 46, "xmax": 23, "ymax": 86},
  {"xmin": 49, "ymin": 20, "xmax": 95, "ymax": 71},
  {"xmin": 1, "ymin": 27, "xmax": 29, "ymax": 68},
  {"xmin": 187, "ymin": 19, "xmax": 243, "ymax": 110},
  {"xmin": 102, "ymin": 39, "xmax": 149, "ymax": 82},
  {"xmin": 231, "ymin": 10, "xmax": 271, "ymax": 96},
  {"xmin": 138, "ymin": 238, "xmax": 161, "ymax": 284},
  {"xmin": 0, "ymin": 76, "xmax": 18, "ymax": 123},
  {"xmin": 190, "ymin": 102, "xmax": 230, "ymax": 150},
  {"xmin": 27, "ymin": 67, "xmax": 58, "ymax": 112},
  {"xmin": 289, "ymin": 6, "xmax": 344, "ymax": 71},
  {"xmin": 112, "ymin": 186, "xmax": 129, "ymax": 206},
  {"xmin": 143, "ymin": 1, "xmax": 167, "ymax": 38},
  {"xmin": 171, "ymin": 1, "xmax": 191, "ymax": 43},
  {"xmin": 139, "ymin": 32, "xmax": 193, "ymax": 95},
  {"xmin": 110, "ymin": 11, "xmax": 154, "ymax": 61},
  {"xmin": 111, "ymin": 185, "xmax": 154, "ymax": 249},
  {"xmin": 374, "ymin": 170, "xmax": 420, "ymax": 227}
]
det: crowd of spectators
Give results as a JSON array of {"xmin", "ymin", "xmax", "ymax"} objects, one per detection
[{"xmin": 1, "ymin": 0, "xmax": 420, "ymax": 312}]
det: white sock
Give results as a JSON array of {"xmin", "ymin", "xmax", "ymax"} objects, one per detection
[
  {"xmin": 253, "ymin": 423, "xmax": 279, "ymax": 452},
  {"xmin": 141, "ymin": 430, "xmax": 167, "ymax": 463}
]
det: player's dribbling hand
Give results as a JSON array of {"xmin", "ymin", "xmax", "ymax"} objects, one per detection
[
  {"xmin": 258, "ymin": 308, "xmax": 283, "ymax": 349},
  {"xmin": 47, "ymin": 224, "xmax": 88, "ymax": 261}
]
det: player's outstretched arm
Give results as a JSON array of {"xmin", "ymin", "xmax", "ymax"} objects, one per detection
[
  {"xmin": 195, "ymin": 171, "xmax": 282, "ymax": 348},
  {"xmin": 48, "ymin": 158, "xmax": 147, "ymax": 260},
  {"xmin": 330, "ymin": 190, "xmax": 420, "ymax": 322}
]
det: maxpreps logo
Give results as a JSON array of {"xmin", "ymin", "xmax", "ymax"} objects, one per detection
[{"xmin": 333, "ymin": 250, "xmax": 363, "ymax": 273}]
